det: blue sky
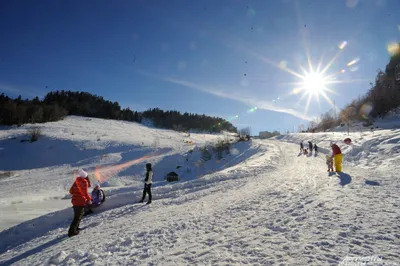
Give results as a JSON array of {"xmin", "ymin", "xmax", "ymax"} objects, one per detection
[{"xmin": 1, "ymin": 0, "xmax": 399, "ymax": 134}]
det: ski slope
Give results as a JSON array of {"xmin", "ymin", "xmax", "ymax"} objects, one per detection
[{"xmin": 0, "ymin": 116, "xmax": 399, "ymax": 265}]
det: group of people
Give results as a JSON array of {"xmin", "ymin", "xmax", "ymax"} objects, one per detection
[
  {"xmin": 300, "ymin": 140, "xmax": 343, "ymax": 173},
  {"xmin": 67, "ymin": 163, "xmax": 154, "ymax": 237},
  {"xmin": 300, "ymin": 141, "xmax": 318, "ymax": 155},
  {"xmin": 67, "ymin": 140, "xmax": 343, "ymax": 237}
]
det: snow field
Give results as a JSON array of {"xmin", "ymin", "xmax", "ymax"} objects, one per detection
[{"xmin": 0, "ymin": 116, "xmax": 399, "ymax": 265}]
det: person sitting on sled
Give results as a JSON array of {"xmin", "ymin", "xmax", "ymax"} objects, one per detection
[
  {"xmin": 326, "ymin": 155, "xmax": 334, "ymax": 172},
  {"xmin": 303, "ymin": 148, "xmax": 308, "ymax": 155},
  {"xmin": 84, "ymin": 184, "xmax": 105, "ymax": 216}
]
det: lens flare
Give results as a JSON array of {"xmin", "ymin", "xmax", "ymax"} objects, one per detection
[
  {"xmin": 93, "ymin": 151, "xmax": 163, "ymax": 183},
  {"xmin": 279, "ymin": 60, "xmax": 288, "ymax": 69},
  {"xmin": 387, "ymin": 42, "xmax": 400, "ymax": 56},
  {"xmin": 347, "ymin": 58, "xmax": 359, "ymax": 66},
  {"xmin": 292, "ymin": 88, "xmax": 301, "ymax": 94},
  {"xmin": 359, "ymin": 103, "xmax": 374, "ymax": 119},
  {"xmin": 350, "ymin": 66, "xmax": 359, "ymax": 72},
  {"xmin": 246, "ymin": 8, "xmax": 256, "ymax": 18},
  {"xmin": 339, "ymin": 41, "xmax": 348, "ymax": 50}
]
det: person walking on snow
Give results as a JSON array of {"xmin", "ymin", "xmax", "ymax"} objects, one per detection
[
  {"xmin": 68, "ymin": 169, "xmax": 92, "ymax": 237},
  {"xmin": 138, "ymin": 163, "xmax": 153, "ymax": 205},
  {"xmin": 300, "ymin": 141, "xmax": 304, "ymax": 152},
  {"xmin": 314, "ymin": 144, "xmax": 318, "ymax": 154},
  {"xmin": 330, "ymin": 142, "xmax": 343, "ymax": 172},
  {"xmin": 308, "ymin": 141, "xmax": 313, "ymax": 153}
]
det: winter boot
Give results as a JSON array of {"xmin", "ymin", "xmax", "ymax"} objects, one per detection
[
  {"xmin": 68, "ymin": 230, "xmax": 80, "ymax": 237},
  {"xmin": 146, "ymin": 201, "xmax": 152, "ymax": 205}
]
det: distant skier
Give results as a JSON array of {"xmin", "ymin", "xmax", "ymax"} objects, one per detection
[
  {"xmin": 308, "ymin": 141, "xmax": 313, "ymax": 152},
  {"xmin": 330, "ymin": 142, "xmax": 343, "ymax": 172},
  {"xmin": 314, "ymin": 144, "xmax": 318, "ymax": 154},
  {"xmin": 300, "ymin": 141, "xmax": 304, "ymax": 152},
  {"xmin": 84, "ymin": 184, "xmax": 105, "ymax": 216},
  {"xmin": 68, "ymin": 169, "xmax": 92, "ymax": 237},
  {"xmin": 138, "ymin": 163, "xmax": 153, "ymax": 205}
]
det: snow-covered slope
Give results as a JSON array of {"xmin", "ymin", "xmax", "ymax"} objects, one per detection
[
  {"xmin": 0, "ymin": 116, "xmax": 234, "ymax": 231},
  {"xmin": 276, "ymin": 127, "xmax": 400, "ymax": 171},
  {"xmin": 0, "ymin": 116, "xmax": 399, "ymax": 265}
]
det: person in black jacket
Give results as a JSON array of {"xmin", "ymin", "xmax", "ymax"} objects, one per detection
[
  {"xmin": 138, "ymin": 163, "xmax": 153, "ymax": 205},
  {"xmin": 314, "ymin": 144, "xmax": 318, "ymax": 154},
  {"xmin": 308, "ymin": 141, "xmax": 313, "ymax": 153},
  {"xmin": 300, "ymin": 141, "xmax": 304, "ymax": 152}
]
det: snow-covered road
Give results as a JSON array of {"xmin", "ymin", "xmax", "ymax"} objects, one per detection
[{"xmin": 0, "ymin": 140, "xmax": 399, "ymax": 266}]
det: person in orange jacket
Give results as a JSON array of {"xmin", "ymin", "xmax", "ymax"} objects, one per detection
[
  {"xmin": 330, "ymin": 142, "xmax": 343, "ymax": 172},
  {"xmin": 68, "ymin": 169, "xmax": 92, "ymax": 237}
]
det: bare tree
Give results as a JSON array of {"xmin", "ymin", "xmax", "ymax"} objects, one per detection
[{"xmin": 239, "ymin": 127, "xmax": 251, "ymax": 140}]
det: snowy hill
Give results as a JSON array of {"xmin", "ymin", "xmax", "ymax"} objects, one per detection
[
  {"xmin": 0, "ymin": 116, "xmax": 399, "ymax": 265},
  {"xmin": 0, "ymin": 116, "xmax": 237, "ymax": 231}
]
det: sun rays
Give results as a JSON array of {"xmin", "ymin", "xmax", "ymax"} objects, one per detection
[{"xmin": 248, "ymin": 37, "xmax": 366, "ymax": 116}]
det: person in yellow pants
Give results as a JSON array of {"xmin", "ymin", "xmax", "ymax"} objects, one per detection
[
  {"xmin": 330, "ymin": 142, "xmax": 343, "ymax": 172},
  {"xmin": 334, "ymin": 153, "xmax": 342, "ymax": 172}
]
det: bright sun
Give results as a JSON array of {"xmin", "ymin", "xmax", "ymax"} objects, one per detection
[{"xmin": 303, "ymin": 72, "xmax": 326, "ymax": 95}]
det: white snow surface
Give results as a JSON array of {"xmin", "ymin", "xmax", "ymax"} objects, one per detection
[{"xmin": 0, "ymin": 116, "xmax": 399, "ymax": 265}]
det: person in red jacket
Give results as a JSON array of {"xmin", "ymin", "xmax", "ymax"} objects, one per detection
[
  {"xmin": 330, "ymin": 142, "xmax": 343, "ymax": 172},
  {"xmin": 68, "ymin": 169, "xmax": 92, "ymax": 237}
]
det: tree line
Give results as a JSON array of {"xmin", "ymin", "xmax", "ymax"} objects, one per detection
[
  {"xmin": 142, "ymin": 108, "xmax": 237, "ymax": 133},
  {"xmin": 0, "ymin": 90, "xmax": 237, "ymax": 133},
  {"xmin": 306, "ymin": 44, "xmax": 400, "ymax": 132}
]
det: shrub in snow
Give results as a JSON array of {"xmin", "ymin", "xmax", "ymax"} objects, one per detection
[
  {"xmin": 200, "ymin": 144, "xmax": 212, "ymax": 162},
  {"xmin": 27, "ymin": 127, "xmax": 41, "ymax": 142},
  {"xmin": 213, "ymin": 139, "xmax": 231, "ymax": 159},
  {"xmin": 0, "ymin": 171, "xmax": 13, "ymax": 179}
]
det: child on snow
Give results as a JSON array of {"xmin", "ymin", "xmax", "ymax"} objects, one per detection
[
  {"xmin": 68, "ymin": 169, "xmax": 92, "ymax": 237},
  {"xmin": 84, "ymin": 184, "xmax": 105, "ymax": 216},
  {"xmin": 138, "ymin": 163, "xmax": 153, "ymax": 205},
  {"xmin": 308, "ymin": 141, "xmax": 313, "ymax": 152},
  {"xmin": 303, "ymin": 148, "xmax": 308, "ymax": 155},
  {"xmin": 326, "ymin": 155, "xmax": 334, "ymax": 172},
  {"xmin": 314, "ymin": 144, "xmax": 318, "ymax": 153}
]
